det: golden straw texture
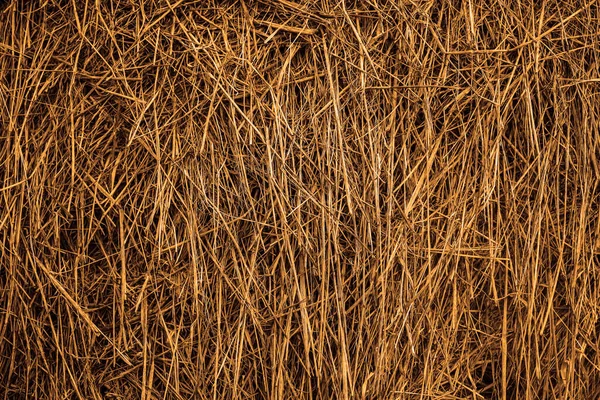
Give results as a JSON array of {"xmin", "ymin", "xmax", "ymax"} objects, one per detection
[{"xmin": 1, "ymin": 0, "xmax": 599, "ymax": 398}]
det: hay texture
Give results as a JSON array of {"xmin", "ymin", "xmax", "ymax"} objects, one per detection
[{"xmin": 1, "ymin": 0, "xmax": 600, "ymax": 399}]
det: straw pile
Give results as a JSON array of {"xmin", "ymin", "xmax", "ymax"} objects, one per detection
[{"xmin": 1, "ymin": 0, "xmax": 599, "ymax": 398}]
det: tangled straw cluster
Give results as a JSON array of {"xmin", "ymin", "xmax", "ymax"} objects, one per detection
[{"xmin": 1, "ymin": 0, "xmax": 600, "ymax": 398}]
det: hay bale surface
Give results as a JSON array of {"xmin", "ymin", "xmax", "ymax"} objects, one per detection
[{"xmin": 1, "ymin": 1, "xmax": 599, "ymax": 398}]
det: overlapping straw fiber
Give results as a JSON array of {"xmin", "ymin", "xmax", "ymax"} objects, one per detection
[{"xmin": 1, "ymin": 0, "xmax": 599, "ymax": 398}]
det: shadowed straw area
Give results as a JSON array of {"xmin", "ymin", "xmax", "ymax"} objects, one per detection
[{"xmin": 1, "ymin": 0, "xmax": 600, "ymax": 399}]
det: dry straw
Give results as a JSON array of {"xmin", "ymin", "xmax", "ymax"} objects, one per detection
[{"xmin": 1, "ymin": 0, "xmax": 600, "ymax": 398}]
